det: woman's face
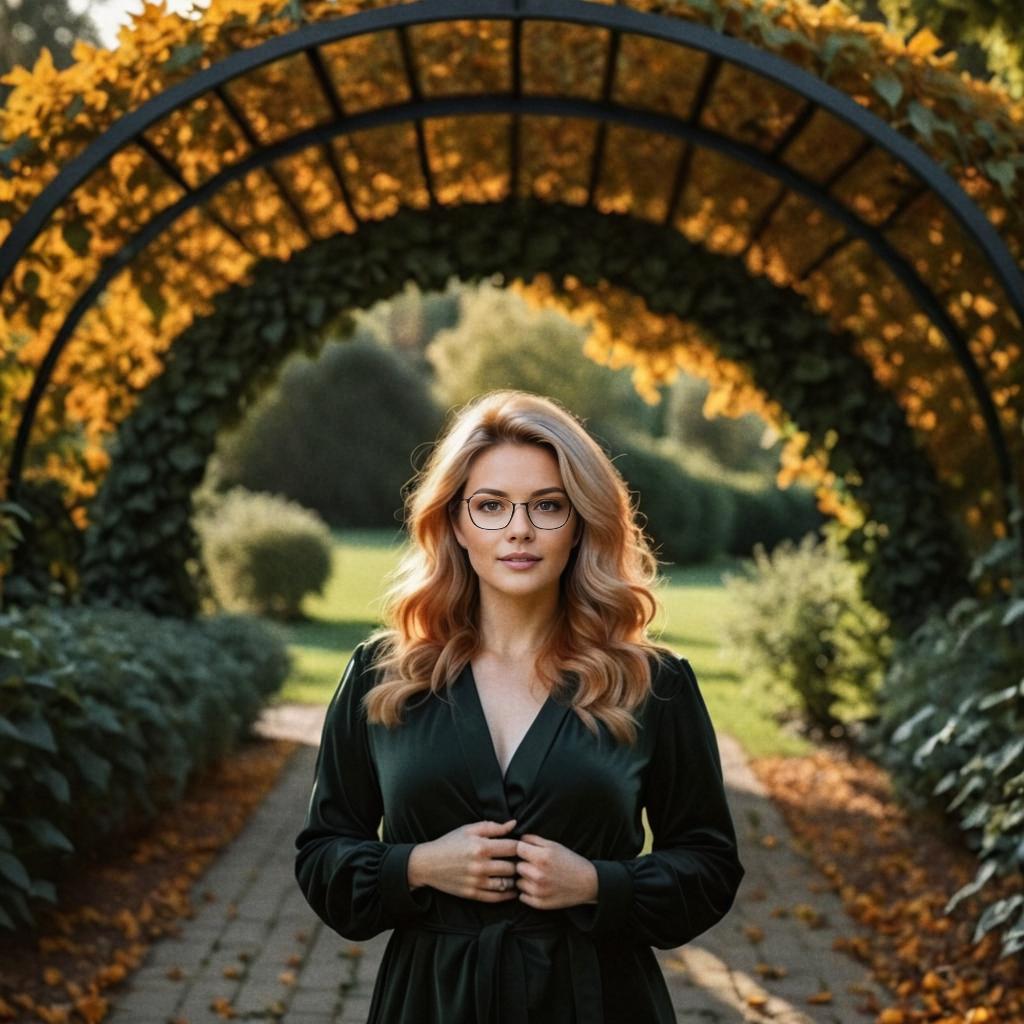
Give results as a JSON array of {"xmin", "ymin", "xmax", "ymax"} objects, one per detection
[{"xmin": 451, "ymin": 442, "xmax": 580, "ymax": 600}]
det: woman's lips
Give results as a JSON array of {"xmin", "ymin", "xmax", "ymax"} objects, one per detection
[{"xmin": 499, "ymin": 557, "xmax": 541, "ymax": 569}]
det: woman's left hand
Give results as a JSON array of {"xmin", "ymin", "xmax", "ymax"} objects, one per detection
[{"xmin": 513, "ymin": 834, "xmax": 598, "ymax": 910}]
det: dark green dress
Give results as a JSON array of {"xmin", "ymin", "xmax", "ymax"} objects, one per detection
[{"xmin": 294, "ymin": 636, "xmax": 745, "ymax": 1023}]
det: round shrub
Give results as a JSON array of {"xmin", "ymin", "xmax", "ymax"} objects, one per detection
[
  {"xmin": 215, "ymin": 334, "xmax": 447, "ymax": 528},
  {"xmin": 719, "ymin": 527, "xmax": 893, "ymax": 736},
  {"xmin": 594, "ymin": 422, "xmax": 737, "ymax": 566},
  {"xmin": 197, "ymin": 487, "xmax": 333, "ymax": 620}
]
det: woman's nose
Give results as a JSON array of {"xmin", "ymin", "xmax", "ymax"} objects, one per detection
[{"xmin": 507, "ymin": 503, "xmax": 534, "ymax": 532}]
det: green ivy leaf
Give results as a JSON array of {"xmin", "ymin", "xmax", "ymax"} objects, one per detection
[
  {"xmin": 7, "ymin": 714, "xmax": 57, "ymax": 753},
  {"xmin": 984, "ymin": 159, "xmax": 1016, "ymax": 199},
  {"xmin": 161, "ymin": 41, "xmax": 205, "ymax": 73},
  {"xmin": 260, "ymin": 320, "xmax": 288, "ymax": 346},
  {"xmin": 1002, "ymin": 599, "xmax": 1024, "ymax": 627},
  {"xmin": 65, "ymin": 94, "xmax": 85, "ymax": 121},
  {"xmin": 0, "ymin": 851, "xmax": 31, "ymax": 892},
  {"xmin": 141, "ymin": 282, "xmax": 167, "ymax": 327},
  {"xmin": 0, "ymin": 132, "xmax": 34, "ymax": 168},
  {"xmin": 70, "ymin": 744, "xmax": 112, "ymax": 792},
  {"xmin": 21, "ymin": 269, "xmax": 40, "ymax": 296},
  {"xmin": 872, "ymin": 73, "xmax": 903, "ymax": 110},
  {"xmin": 907, "ymin": 100, "xmax": 941, "ymax": 142},
  {"xmin": 61, "ymin": 220, "xmax": 91, "ymax": 256},
  {"xmin": 30, "ymin": 878, "xmax": 58, "ymax": 904},
  {"xmin": 23, "ymin": 818, "xmax": 74, "ymax": 853},
  {"xmin": 36, "ymin": 765, "xmax": 70, "ymax": 804}
]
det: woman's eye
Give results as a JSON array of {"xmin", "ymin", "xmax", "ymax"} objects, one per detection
[
  {"xmin": 536, "ymin": 500, "xmax": 561, "ymax": 511},
  {"xmin": 482, "ymin": 501, "xmax": 502, "ymax": 512}
]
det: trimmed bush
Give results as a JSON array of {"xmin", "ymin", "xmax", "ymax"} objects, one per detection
[
  {"xmin": 864, "ymin": 534, "xmax": 1024, "ymax": 958},
  {"xmin": 215, "ymin": 335, "xmax": 447, "ymax": 528},
  {"xmin": 719, "ymin": 529, "xmax": 893, "ymax": 735},
  {"xmin": 726, "ymin": 481, "xmax": 825, "ymax": 558},
  {"xmin": 0, "ymin": 603, "xmax": 290, "ymax": 931},
  {"xmin": 196, "ymin": 487, "xmax": 332, "ymax": 620}
]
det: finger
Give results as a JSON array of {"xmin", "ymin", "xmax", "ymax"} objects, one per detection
[
  {"xmin": 486, "ymin": 838, "xmax": 522, "ymax": 856},
  {"xmin": 485, "ymin": 859, "xmax": 518, "ymax": 876},
  {"xmin": 473, "ymin": 819, "xmax": 517, "ymax": 836},
  {"xmin": 472, "ymin": 880, "xmax": 519, "ymax": 902}
]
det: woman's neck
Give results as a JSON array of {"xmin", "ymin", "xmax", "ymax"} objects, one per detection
[{"xmin": 475, "ymin": 585, "xmax": 558, "ymax": 660}]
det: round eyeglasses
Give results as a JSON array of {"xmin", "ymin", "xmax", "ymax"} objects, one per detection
[{"xmin": 457, "ymin": 493, "xmax": 574, "ymax": 530}]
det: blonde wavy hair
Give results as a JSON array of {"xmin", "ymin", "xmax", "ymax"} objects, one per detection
[{"xmin": 363, "ymin": 389, "xmax": 677, "ymax": 745}]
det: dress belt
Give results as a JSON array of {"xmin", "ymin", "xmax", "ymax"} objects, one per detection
[{"xmin": 405, "ymin": 916, "xmax": 603, "ymax": 1023}]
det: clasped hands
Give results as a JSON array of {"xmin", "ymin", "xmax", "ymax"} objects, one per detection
[{"xmin": 407, "ymin": 818, "xmax": 598, "ymax": 909}]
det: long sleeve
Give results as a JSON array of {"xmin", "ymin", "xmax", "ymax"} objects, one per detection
[
  {"xmin": 567, "ymin": 656, "xmax": 745, "ymax": 949},
  {"xmin": 294, "ymin": 640, "xmax": 434, "ymax": 940}
]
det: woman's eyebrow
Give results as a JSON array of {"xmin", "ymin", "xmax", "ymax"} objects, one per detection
[{"xmin": 472, "ymin": 487, "xmax": 567, "ymax": 496}]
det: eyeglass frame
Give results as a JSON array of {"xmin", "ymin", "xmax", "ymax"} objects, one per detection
[{"xmin": 453, "ymin": 491, "xmax": 576, "ymax": 531}]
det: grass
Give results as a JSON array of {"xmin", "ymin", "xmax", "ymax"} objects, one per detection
[{"xmin": 271, "ymin": 528, "xmax": 814, "ymax": 759}]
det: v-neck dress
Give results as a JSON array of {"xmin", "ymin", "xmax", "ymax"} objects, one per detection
[{"xmin": 294, "ymin": 636, "xmax": 745, "ymax": 1024}]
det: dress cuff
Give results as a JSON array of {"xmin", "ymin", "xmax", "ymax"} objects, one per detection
[
  {"xmin": 566, "ymin": 859, "xmax": 634, "ymax": 935},
  {"xmin": 380, "ymin": 843, "xmax": 433, "ymax": 919}
]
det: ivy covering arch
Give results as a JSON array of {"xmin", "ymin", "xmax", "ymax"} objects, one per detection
[{"xmin": 1, "ymin": 0, "xmax": 1022, "ymax": 629}]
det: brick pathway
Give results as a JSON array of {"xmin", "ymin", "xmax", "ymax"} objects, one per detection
[{"xmin": 104, "ymin": 704, "xmax": 888, "ymax": 1023}]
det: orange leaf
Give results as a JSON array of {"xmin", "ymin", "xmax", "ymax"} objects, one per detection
[
  {"xmin": 97, "ymin": 963, "xmax": 127, "ymax": 986},
  {"xmin": 807, "ymin": 990, "xmax": 833, "ymax": 1004},
  {"xmin": 209, "ymin": 995, "xmax": 236, "ymax": 1019},
  {"xmin": 73, "ymin": 993, "xmax": 108, "ymax": 1024},
  {"xmin": 906, "ymin": 27, "xmax": 945, "ymax": 57}
]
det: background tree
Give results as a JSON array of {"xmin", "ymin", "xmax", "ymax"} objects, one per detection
[
  {"xmin": 214, "ymin": 332, "xmax": 446, "ymax": 529},
  {"xmin": 663, "ymin": 374, "xmax": 783, "ymax": 476},
  {"xmin": 0, "ymin": 0, "xmax": 103, "ymax": 106},
  {"xmin": 425, "ymin": 279, "xmax": 660, "ymax": 438}
]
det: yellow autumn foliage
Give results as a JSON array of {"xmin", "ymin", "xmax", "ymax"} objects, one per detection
[{"xmin": 0, "ymin": 0, "xmax": 1019, "ymax": 551}]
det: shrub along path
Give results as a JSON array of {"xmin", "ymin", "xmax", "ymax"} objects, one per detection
[{"xmin": 99, "ymin": 703, "xmax": 888, "ymax": 1023}]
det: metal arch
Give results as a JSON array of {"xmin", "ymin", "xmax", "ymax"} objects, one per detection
[
  {"xmin": 6, "ymin": 91, "xmax": 1014, "ymax": 503},
  {"xmin": 1, "ymin": 0, "xmax": 1022, "ymax": 515},
  {"xmin": 3, "ymin": 0, "xmax": 1023, "ymax": 313}
]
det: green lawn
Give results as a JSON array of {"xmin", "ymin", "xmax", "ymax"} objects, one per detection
[{"xmin": 271, "ymin": 528, "xmax": 812, "ymax": 759}]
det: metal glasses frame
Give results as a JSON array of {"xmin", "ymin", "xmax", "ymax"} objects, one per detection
[{"xmin": 456, "ymin": 494, "xmax": 575, "ymax": 530}]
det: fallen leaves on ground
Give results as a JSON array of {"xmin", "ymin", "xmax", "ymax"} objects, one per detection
[
  {"xmin": 750, "ymin": 746, "xmax": 1024, "ymax": 1023},
  {"xmin": 0, "ymin": 737, "xmax": 297, "ymax": 1023}
]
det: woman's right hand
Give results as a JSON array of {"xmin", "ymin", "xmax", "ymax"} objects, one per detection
[{"xmin": 408, "ymin": 819, "xmax": 520, "ymax": 902}]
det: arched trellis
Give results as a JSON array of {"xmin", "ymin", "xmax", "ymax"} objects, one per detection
[
  {"xmin": 62, "ymin": 198, "xmax": 973, "ymax": 631},
  {"xmin": 1, "ymin": 0, "xmax": 1022, "ymax": 579}
]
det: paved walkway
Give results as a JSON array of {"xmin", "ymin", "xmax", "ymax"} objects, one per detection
[{"xmin": 105, "ymin": 704, "xmax": 888, "ymax": 1023}]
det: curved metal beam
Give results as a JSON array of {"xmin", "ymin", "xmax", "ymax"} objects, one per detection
[
  {"xmin": 6, "ymin": 91, "xmax": 1015, "ymax": 514},
  {"xmin": 2, "ymin": 0, "xmax": 1022, "ymax": 322},
  {"xmin": 2, "ymin": 0, "xmax": 1021, "ymax": 532}
]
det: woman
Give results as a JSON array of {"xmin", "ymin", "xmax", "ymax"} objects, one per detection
[{"xmin": 294, "ymin": 389, "xmax": 745, "ymax": 1023}]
